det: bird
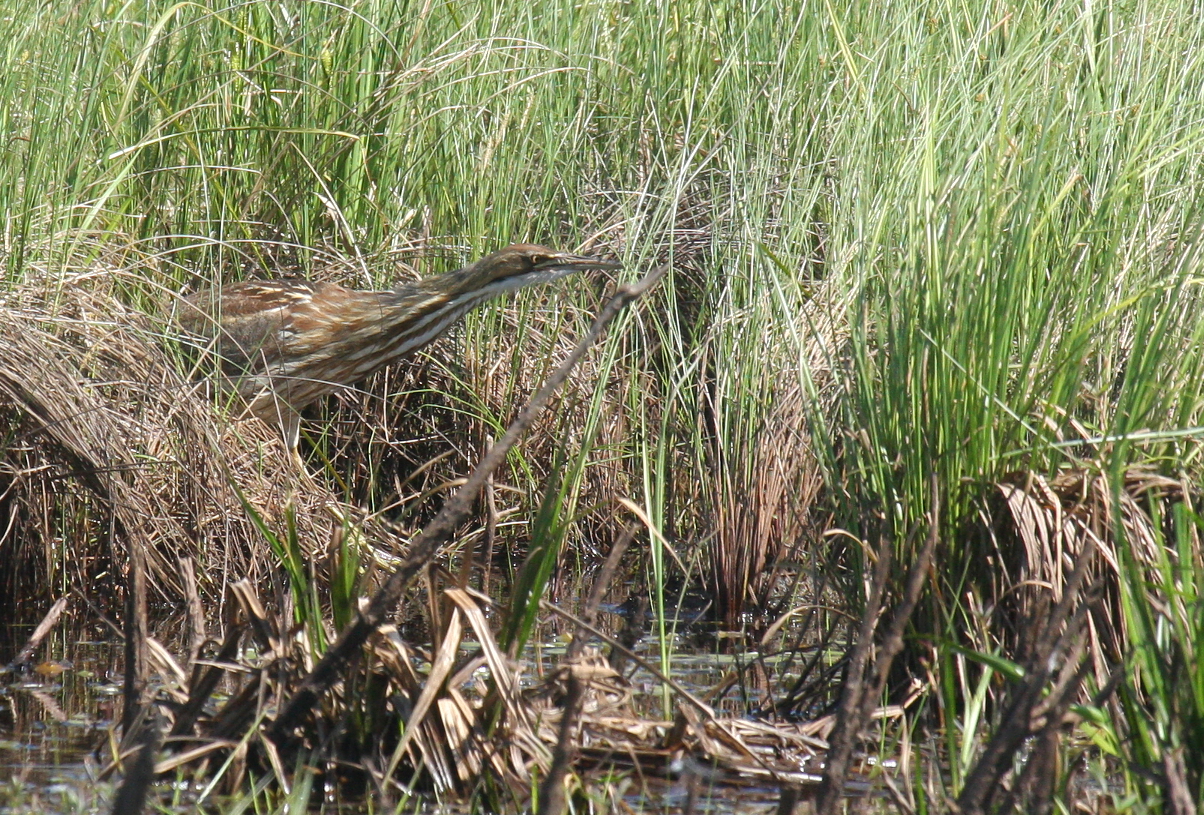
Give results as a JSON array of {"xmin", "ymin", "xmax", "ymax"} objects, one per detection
[{"xmin": 176, "ymin": 244, "xmax": 621, "ymax": 459}]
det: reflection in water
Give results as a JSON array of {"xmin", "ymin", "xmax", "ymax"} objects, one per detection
[{"xmin": 1, "ymin": 626, "xmax": 121, "ymax": 810}]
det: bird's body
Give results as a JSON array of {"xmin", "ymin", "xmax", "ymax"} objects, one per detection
[{"xmin": 177, "ymin": 244, "xmax": 619, "ymax": 455}]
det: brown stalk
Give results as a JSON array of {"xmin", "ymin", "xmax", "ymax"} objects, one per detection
[
  {"xmin": 1163, "ymin": 748, "xmax": 1198, "ymax": 815},
  {"xmin": 537, "ymin": 673, "xmax": 584, "ymax": 815},
  {"xmin": 537, "ymin": 524, "xmax": 636, "ymax": 815},
  {"xmin": 179, "ymin": 558, "xmax": 206, "ymax": 665},
  {"xmin": 266, "ymin": 263, "xmax": 667, "ymax": 747},
  {"xmin": 956, "ymin": 539, "xmax": 1100, "ymax": 814},
  {"xmin": 110, "ymin": 703, "xmax": 164, "ymax": 815},
  {"xmin": 815, "ymin": 478, "xmax": 940, "ymax": 815},
  {"xmin": 122, "ymin": 528, "xmax": 149, "ymax": 734}
]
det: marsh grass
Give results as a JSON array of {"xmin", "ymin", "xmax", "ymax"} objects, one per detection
[{"xmin": 4, "ymin": 0, "xmax": 1204, "ymax": 809}]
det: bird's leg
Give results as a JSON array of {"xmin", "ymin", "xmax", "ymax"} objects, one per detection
[{"xmin": 278, "ymin": 404, "xmax": 305, "ymax": 472}]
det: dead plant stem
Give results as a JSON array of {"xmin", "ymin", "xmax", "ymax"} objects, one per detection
[{"xmin": 815, "ymin": 478, "xmax": 940, "ymax": 815}]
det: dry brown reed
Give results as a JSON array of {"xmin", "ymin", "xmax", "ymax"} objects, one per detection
[
  {"xmin": 886, "ymin": 467, "xmax": 1191, "ymax": 811},
  {"xmin": 688, "ymin": 260, "xmax": 845, "ymax": 632},
  {"xmin": 129, "ymin": 573, "xmax": 849, "ymax": 805},
  {"xmin": 706, "ymin": 379, "xmax": 823, "ymax": 630},
  {"xmin": 987, "ymin": 467, "xmax": 1184, "ymax": 685},
  {"xmin": 0, "ymin": 272, "xmax": 391, "ymax": 615}
]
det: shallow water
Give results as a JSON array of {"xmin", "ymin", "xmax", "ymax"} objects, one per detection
[
  {"xmin": 0, "ymin": 630, "xmax": 122, "ymax": 814},
  {"xmin": 0, "ymin": 614, "xmax": 874, "ymax": 815}
]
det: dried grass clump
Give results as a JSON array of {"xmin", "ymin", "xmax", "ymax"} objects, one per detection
[
  {"xmin": 707, "ymin": 380, "xmax": 823, "ymax": 629},
  {"xmin": 989, "ymin": 467, "xmax": 1185, "ymax": 673},
  {"xmin": 906, "ymin": 468, "xmax": 1192, "ymax": 815},
  {"xmin": 0, "ymin": 274, "xmax": 374, "ymax": 613}
]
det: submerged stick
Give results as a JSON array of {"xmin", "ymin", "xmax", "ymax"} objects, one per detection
[
  {"xmin": 2, "ymin": 597, "xmax": 68, "ymax": 672},
  {"xmin": 267, "ymin": 263, "xmax": 667, "ymax": 746}
]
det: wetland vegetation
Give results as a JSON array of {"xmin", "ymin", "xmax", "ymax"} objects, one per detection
[{"xmin": 3, "ymin": 0, "xmax": 1204, "ymax": 812}]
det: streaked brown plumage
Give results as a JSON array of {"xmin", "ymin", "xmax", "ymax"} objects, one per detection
[{"xmin": 177, "ymin": 244, "xmax": 620, "ymax": 455}]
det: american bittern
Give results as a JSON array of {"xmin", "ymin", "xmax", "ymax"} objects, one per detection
[{"xmin": 178, "ymin": 244, "xmax": 620, "ymax": 456}]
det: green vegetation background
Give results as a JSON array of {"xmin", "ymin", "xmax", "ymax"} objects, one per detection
[{"xmin": 4, "ymin": 0, "xmax": 1204, "ymax": 805}]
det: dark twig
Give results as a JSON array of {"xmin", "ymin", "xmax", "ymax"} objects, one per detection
[
  {"xmin": 266, "ymin": 264, "xmax": 667, "ymax": 747},
  {"xmin": 956, "ymin": 540, "xmax": 1099, "ymax": 814},
  {"xmin": 122, "ymin": 526, "xmax": 149, "ymax": 735},
  {"xmin": 813, "ymin": 531, "xmax": 892, "ymax": 815},
  {"xmin": 110, "ymin": 703, "xmax": 164, "ymax": 815},
  {"xmin": 538, "ymin": 524, "xmax": 636, "ymax": 815},
  {"xmin": 816, "ymin": 478, "xmax": 940, "ymax": 815},
  {"xmin": 537, "ymin": 668, "xmax": 584, "ymax": 815},
  {"xmin": 179, "ymin": 557, "xmax": 206, "ymax": 665}
]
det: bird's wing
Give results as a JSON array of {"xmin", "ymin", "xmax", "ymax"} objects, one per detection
[{"xmin": 178, "ymin": 280, "xmax": 331, "ymax": 371}]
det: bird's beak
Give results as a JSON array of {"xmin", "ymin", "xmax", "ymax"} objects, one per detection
[{"xmin": 534, "ymin": 253, "xmax": 623, "ymax": 274}]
